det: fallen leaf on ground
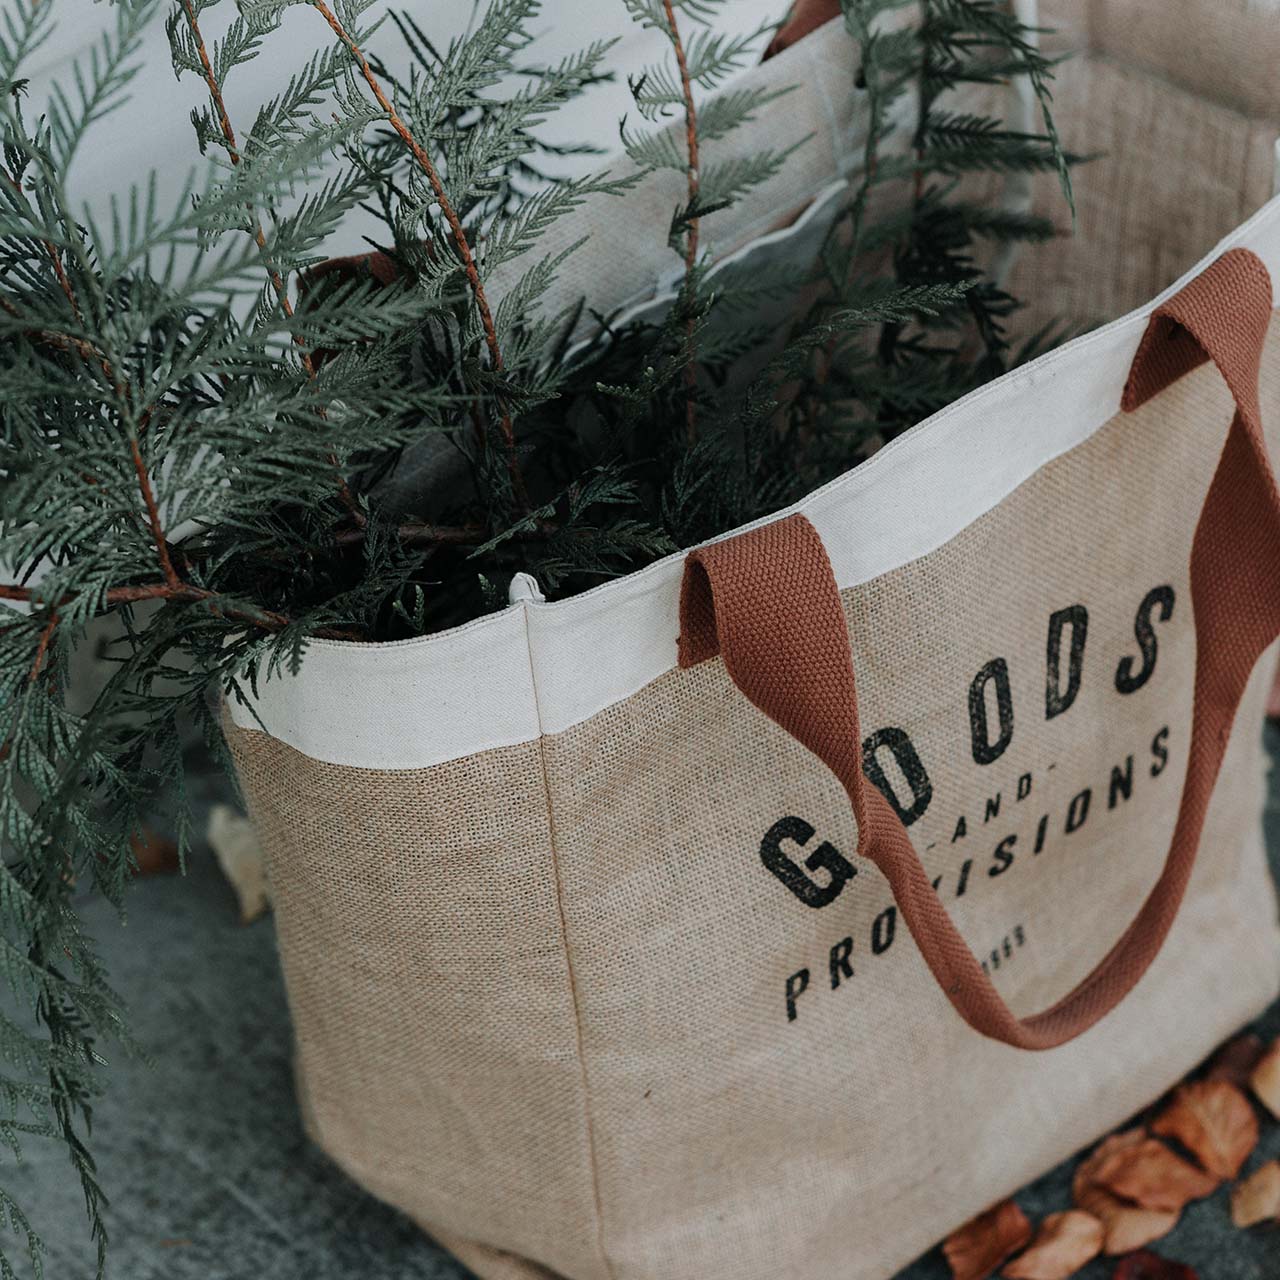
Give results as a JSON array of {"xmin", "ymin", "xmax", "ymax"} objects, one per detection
[
  {"xmin": 1151, "ymin": 1080, "xmax": 1258, "ymax": 1179},
  {"xmin": 944, "ymin": 1200, "xmax": 1033, "ymax": 1280},
  {"xmin": 1230, "ymin": 1160, "xmax": 1280, "ymax": 1228},
  {"xmin": 1075, "ymin": 1130, "xmax": 1147, "ymax": 1187},
  {"xmin": 207, "ymin": 804, "xmax": 269, "ymax": 924},
  {"xmin": 130, "ymin": 826, "xmax": 179, "ymax": 877},
  {"xmin": 1001, "ymin": 1210, "xmax": 1103, "ymax": 1280},
  {"xmin": 1204, "ymin": 1033, "xmax": 1266, "ymax": 1088},
  {"xmin": 1093, "ymin": 1136, "xmax": 1218, "ymax": 1212},
  {"xmin": 1073, "ymin": 1133, "xmax": 1179, "ymax": 1255},
  {"xmin": 1111, "ymin": 1250, "xmax": 1199, "ymax": 1280},
  {"xmin": 1250, "ymin": 1041, "xmax": 1280, "ymax": 1120},
  {"xmin": 1074, "ymin": 1182, "xmax": 1178, "ymax": 1257}
]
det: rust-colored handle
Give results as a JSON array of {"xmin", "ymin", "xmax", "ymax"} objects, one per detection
[{"xmin": 679, "ymin": 248, "xmax": 1280, "ymax": 1050}]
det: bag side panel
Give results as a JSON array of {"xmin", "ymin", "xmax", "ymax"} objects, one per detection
[{"xmin": 224, "ymin": 722, "xmax": 604, "ymax": 1280}]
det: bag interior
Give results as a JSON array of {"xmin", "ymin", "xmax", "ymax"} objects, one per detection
[{"xmin": 1005, "ymin": 0, "xmax": 1280, "ymax": 339}]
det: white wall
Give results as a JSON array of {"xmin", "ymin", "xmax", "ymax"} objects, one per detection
[{"xmin": 19, "ymin": 0, "xmax": 785, "ymax": 258}]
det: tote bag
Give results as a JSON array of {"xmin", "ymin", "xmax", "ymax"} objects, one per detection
[{"xmin": 224, "ymin": 5, "xmax": 1280, "ymax": 1278}]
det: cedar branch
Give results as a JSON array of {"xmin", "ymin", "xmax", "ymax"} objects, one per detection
[
  {"xmin": 311, "ymin": 0, "xmax": 529, "ymax": 507},
  {"xmin": 2, "ymin": 164, "xmax": 183, "ymax": 627},
  {"xmin": 177, "ymin": 0, "xmax": 364, "ymax": 525},
  {"xmin": 179, "ymin": 0, "xmax": 309, "ymax": 364}
]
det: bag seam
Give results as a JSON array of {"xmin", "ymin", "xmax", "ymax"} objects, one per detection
[{"xmin": 521, "ymin": 602, "xmax": 618, "ymax": 1280}]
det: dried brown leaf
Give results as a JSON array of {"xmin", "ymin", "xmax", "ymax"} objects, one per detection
[
  {"xmin": 1073, "ymin": 1130, "xmax": 1147, "ymax": 1192},
  {"xmin": 1111, "ymin": 1251, "xmax": 1199, "ymax": 1280},
  {"xmin": 1204, "ymin": 1033, "xmax": 1266, "ymax": 1088},
  {"xmin": 1151, "ymin": 1080, "xmax": 1259, "ymax": 1179},
  {"xmin": 1250, "ymin": 1041, "xmax": 1280, "ymax": 1121},
  {"xmin": 1072, "ymin": 1133, "xmax": 1180, "ymax": 1255},
  {"xmin": 1001, "ymin": 1211, "xmax": 1103, "ymax": 1280},
  {"xmin": 1072, "ymin": 1181, "xmax": 1178, "ymax": 1256},
  {"xmin": 1230, "ymin": 1160, "xmax": 1280, "ymax": 1228},
  {"xmin": 1092, "ymin": 1136, "xmax": 1219, "ymax": 1212},
  {"xmin": 945, "ymin": 1201, "xmax": 1033, "ymax": 1280},
  {"xmin": 129, "ymin": 826, "xmax": 179, "ymax": 877}
]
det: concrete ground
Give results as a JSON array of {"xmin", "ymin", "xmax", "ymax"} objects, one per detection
[{"xmin": 15, "ymin": 731, "xmax": 1280, "ymax": 1280}]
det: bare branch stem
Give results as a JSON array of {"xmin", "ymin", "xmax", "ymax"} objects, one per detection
[
  {"xmin": 0, "ymin": 580, "xmax": 330, "ymax": 636},
  {"xmin": 129, "ymin": 438, "xmax": 180, "ymax": 587},
  {"xmin": 27, "ymin": 613, "xmax": 57, "ymax": 686},
  {"xmin": 663, "ymin": 0, "xmax": 702, "ymax": 445},
  {"xmin": 333, "ymin": 522, "xmax": 487, "ymax": 548}
]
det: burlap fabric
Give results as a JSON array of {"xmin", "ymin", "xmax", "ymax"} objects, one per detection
[
  {"xmin": 1007, "ymin": 0, "xmax": 1280, "ymax": 337},
  {"xmin": 225, "ymin": 5, "xmax": 1280, "ymax": 1278}
]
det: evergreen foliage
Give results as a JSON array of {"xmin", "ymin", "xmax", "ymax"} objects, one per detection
[{"xmin": 0, "ymin": 0, "xmax": 1072, "ymax": 1270}]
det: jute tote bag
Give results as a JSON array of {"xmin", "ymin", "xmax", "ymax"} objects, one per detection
[{"xmin": 224, "ymin": 5, "xmax": 1280, "ymax": 1279}]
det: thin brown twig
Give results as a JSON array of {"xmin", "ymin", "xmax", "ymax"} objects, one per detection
[
  {"xmin": 1, "ymin": 583, "xmax": 177, "ymax": 605},
  {"xmin": 27, "ymin": 612, "xmax": 57, "ymax": 685},
  {"xmin": 311, "ymin": 0, "xmax": 530, "ymax": 508},
  {"xmin": 129, "ymin": 437, "xmax": 180, "ymax": 588},
  {"xmin": 333, "ymin": 522, "xmax": 487, "ymax": 548},
  {"xmin": 2, "ymin": 581, "xmax": 217, "ymax": 607},
  {"xmin": 177, "ymin": 0, "xmax": 365, "ymax": 526},
  {"xmin": 0, "ymin": 579, "xmax": 352, "ymax": 637},
  {"xmin": 663, "ymin": 0, "xmax": 702, "ymax": 446}
]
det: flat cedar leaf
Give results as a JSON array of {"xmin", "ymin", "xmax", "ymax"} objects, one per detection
[
  {"xmin": 1249, "ymin": 1040, "xmax": 1280, "ymax": 1119},
  {"xmin": 1112, "ymin": 1250, "xmax": 1199, "ymax": 1280},
  {"xmin": 1204, "ymin": 1033, "xmax": 1267, "ymax": 1089},
  {"xmin": 1230, "ymin": 1160, "xmax": 1280, "ymax": 1228},
  {"xmin": 1001, "ymin": 1210, "xmax": 1103, "ymax": 1280},
  {"xmin": 1073, "ymin": 1133, "xmax": 1179, "ymax": 1255},
  {"xmin": 944, "ymin": 1200, "xmax": 1033, "ymax": 1280},
  {"xmin": 1092, "ymin": 1137, "xmax": 1219, "ymax": 1213},
  {"xmin": 1150, "ymin": 1080, "xmax": 1259, "ymax": 1179}
]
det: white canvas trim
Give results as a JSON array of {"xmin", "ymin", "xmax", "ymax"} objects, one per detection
[{"xmin": 226, "ymin": 189, "xmax": 1280, "ymax": 769}]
